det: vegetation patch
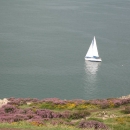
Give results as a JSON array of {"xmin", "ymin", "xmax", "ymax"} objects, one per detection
[{"xmin": 0, "ymin": 97, "xmax": 130, "ymax": 130}]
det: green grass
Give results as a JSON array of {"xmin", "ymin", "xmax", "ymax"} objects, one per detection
[
  {"xmin": 0, "ymin": 122, "xmax": 95, "ymax": 130},
  {"xmin": 1, "ymin": 98, "xmax": 130, "ymax": 130},
  {"xmin": 104, "ymin": 117, "xmax": 130, "ymax": 130}
]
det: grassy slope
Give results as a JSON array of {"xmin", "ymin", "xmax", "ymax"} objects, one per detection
[{"xmin": 0, "ymin": 97, "xmax": 130, "ymax": 130}]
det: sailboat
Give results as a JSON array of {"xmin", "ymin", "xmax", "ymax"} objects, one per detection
[{"xmin": 85, "ymin": 36, "xmax": 102, "ymax": 62}]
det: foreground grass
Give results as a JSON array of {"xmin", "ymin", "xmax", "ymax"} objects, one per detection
[
  {"xmin": 105, "ymin": 117, "xmax": 130, "ymax": 130},
  {"xmin": 0, "ymin": 122, "xmax": 95, "ymax": 130},
  {"xmin": 1, "ymin": 97, "xmax": 130, "ymax": 130},
  {"xmin": 88, "ymin": 106, "xmax": 130, "ymax": 130}
]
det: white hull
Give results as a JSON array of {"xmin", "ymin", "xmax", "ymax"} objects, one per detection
[{"xmin": 85, "ymin": 57, "xmax": 102, "ymax": 62}]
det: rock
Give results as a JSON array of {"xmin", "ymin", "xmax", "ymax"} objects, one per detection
[
  {"xmin": 104, "ymin": 115, "xmax": 109, "ymax": 118},
  {"xmin": 0, "ymin": 98, "xmax": 9, "ymax": 108},
  {"xmin": 119, "ymin": 94, "xmax": 130, "ymax": 99},
  {"xmin": 27, "ymin": 102, "xmax": 32, "ymax": 105}
]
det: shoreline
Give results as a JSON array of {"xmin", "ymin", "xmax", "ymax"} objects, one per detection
[{"xmin": 0, "ymin": 94, "xmax": 130, "ymax": 108}]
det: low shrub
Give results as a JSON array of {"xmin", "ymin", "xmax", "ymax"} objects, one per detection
[
  {"xmin": 100, "ymin": 100, "xmax": 109, "ymax": 109},
  {"xmin": 78, "ymin": 120, "xmax": 108, "ymax": 129},
  {"xmin": 2, "ymin": 104, "xmax": 17, "ymax": 113},
  {"xmin": 69, "ymin": 110, "xmax": 90, "ymax": 119},
  {"xmin": 124, "ymin": 106, "xmax": 130, "ymax": 114}
]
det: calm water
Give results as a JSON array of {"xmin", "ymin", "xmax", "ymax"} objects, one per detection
[{"xmin": 0, "ymin": 0, "xmax": 130, "ymax": 100}]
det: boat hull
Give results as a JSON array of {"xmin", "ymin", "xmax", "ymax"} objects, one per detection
[{"xmin": 85, "ymin": 57, "xmax": 102, "ymax": 62}]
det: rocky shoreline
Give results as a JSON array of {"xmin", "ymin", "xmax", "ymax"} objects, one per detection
[
  {"xmin": 0, "ymin": 94, "xmax": 130, "ymax": 108},
  {"xmin": 118, "ymin": 94, "xmax": 130, "ymax": 99}
]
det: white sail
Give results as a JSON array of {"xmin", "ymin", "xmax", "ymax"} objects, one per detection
[
  {"xmin": 85, "ymin": 40, "xmax": 93, "ymax": 57},
  {"xmin": 92, "ymin": 36, "xmax": 99, "ymax": 57}
]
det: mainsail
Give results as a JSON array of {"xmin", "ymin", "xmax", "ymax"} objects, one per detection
[{"xmin": 86, "ymin": 36, "xmax": 99, "ymax": 58}]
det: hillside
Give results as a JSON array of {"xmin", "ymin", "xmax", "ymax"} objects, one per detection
[{"xmin": 0, "ymin": 95, "xmax": 130, "ymax": 130}]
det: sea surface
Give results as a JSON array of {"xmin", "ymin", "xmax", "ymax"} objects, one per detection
[{"xmin": 0, "ymin": 0, "xmax": 130, "ymax": 100}]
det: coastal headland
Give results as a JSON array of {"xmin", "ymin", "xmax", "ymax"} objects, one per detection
[{"xmin": 0, "ymin": 95, "xmax": 130, "ymax": 130}]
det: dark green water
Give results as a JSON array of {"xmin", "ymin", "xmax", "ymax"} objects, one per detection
[{"xmin": 0, "ymin": 0, "xmax": 130, "ymax": 100}]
